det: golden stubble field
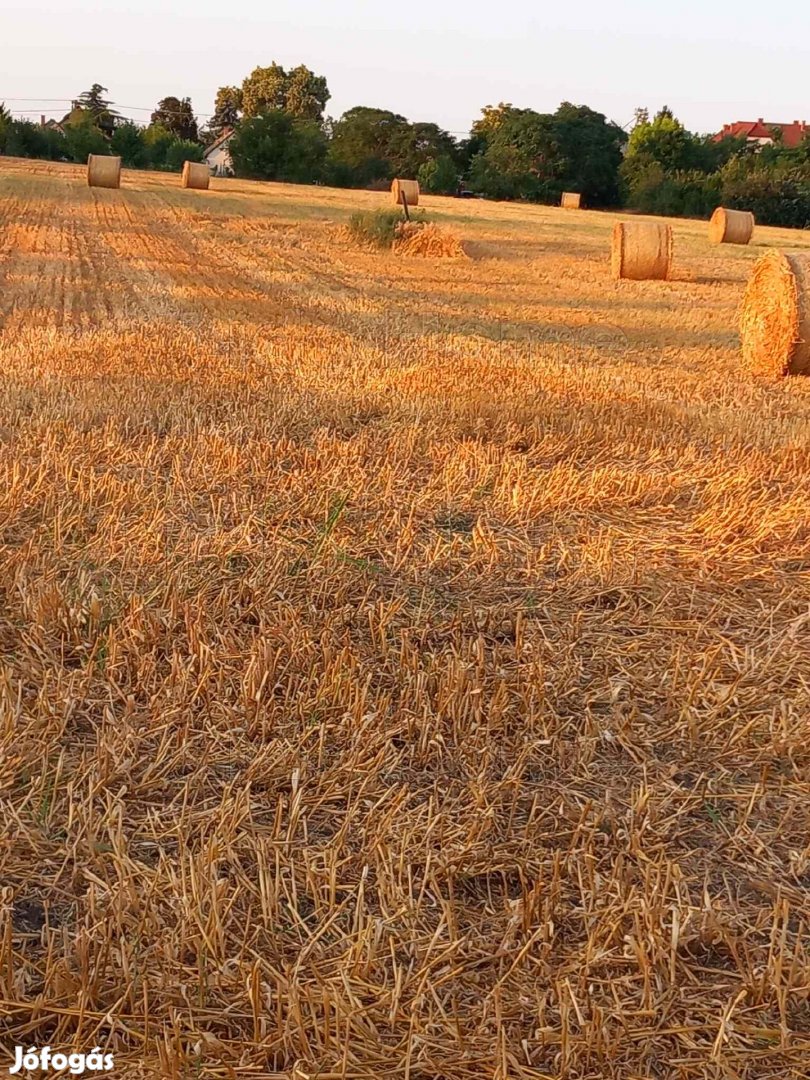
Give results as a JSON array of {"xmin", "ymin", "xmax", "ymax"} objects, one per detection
[{"xmin": 0, "ymin": 157, "xmax": 809, "ymax": 1079}]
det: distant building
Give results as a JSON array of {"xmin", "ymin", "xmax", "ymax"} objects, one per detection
[
  {"xmin": 203, "ymin": 128, "xmax": 234, "ymax": 176},
  {"xmin": 715, "ymin": 119, "xmax": 810, "ymax": 148},
  {"xmin": 39, "ymin": 116, "xmax": 66, "ymax": 133}
]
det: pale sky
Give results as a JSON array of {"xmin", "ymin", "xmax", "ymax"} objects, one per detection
[{"xmin": 4, "ymin": 0, "xmax": 808, "ymax": 136}]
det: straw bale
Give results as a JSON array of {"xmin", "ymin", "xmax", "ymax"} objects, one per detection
[
  {"xmin": 87, "ymin": 155, "xmax": 121, "ymax": 189},
  {"xmin": 391, "ymin": 178, "xmax": 420, "ymax": 207},
  {"xmin": 709, "ymin": 207, "xmax": 754, "ymax": 245},
  {"xmin": 611, "ymin": 221, "xmax": 672, "ymax": 280},
  {"xmin": 181, "ymin": 161, "xmax": 211, "ymax": 190},
  {"xmin": 740, "ymin": 250, "xmax": 810, "ymax": 376}
]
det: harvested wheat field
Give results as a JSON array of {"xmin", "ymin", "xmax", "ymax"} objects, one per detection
[{"xmin": 1, "ymin": 156, "xmax": 809, "ymax": 1080}]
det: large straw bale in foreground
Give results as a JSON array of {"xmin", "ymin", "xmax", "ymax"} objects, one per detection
[
  {"xmin": 181, "ymin": 161, "xmax": 210, "ymax": 190},
  {"xmin": 561, "ymin": 192, "xmax": 581, "ymax": 209},
  {"xmin": 87, "ymin": 155, "xmax": 121, "ymax": 189},
  {"xmin": 611, "ymin": 221, "xmax": 672, "ymax": 281},
  {"xmin": 392, "ymin": 178, "xmax": 420, "ymax": 207},
  {"xmin": 709, "ymin": 207, "xmax": 754, "ymax": 245},
  {"xmin": 740, "ymin": 250, "xmax": 810, "ymax": 376}
]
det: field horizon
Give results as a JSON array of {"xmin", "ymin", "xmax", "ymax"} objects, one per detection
[{"xmin": 1, "ymin": 156, "xmax": 809, "ymax": 1079}]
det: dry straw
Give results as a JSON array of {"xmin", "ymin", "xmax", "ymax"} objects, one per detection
[
  {"xmin": 709, "ymin": 207, "xmax": 754, "ymax": 245},
  {"xmin": 740, "ymin": 249, "xmax": 810, "ymax": 376},
  {"xmin": 86, "ymin": 155, "xmax": 121, "ymax": 189},
  {"xmin": 3, "ymin": 155, "xmax": 810, "ymax": 1080},
  {"xmin": 181, "ymin": 161, "xmax": 210, "ymax": 190},
  {"xmin": 391, "ymin": 178, "xmax": 420, "ymax": 207},
  {"xmin": 611, "ymin": 220, "xmax": 672, "ymax": 280},
  {"xmin": 561, "ymin": 192, "xmax": 582, "ymax": 209},
  {"xmin": 393, "ymin": 222, "xmax": 467, "ymax": 258}
]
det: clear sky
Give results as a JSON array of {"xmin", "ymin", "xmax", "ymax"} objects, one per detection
[{"xmin": 4, "ymin": 0, "xmax": 808, "ymax": 136}]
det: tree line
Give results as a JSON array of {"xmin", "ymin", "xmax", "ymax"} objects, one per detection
[{"xmin": 1, "ymin": 68, "xmax": 808, "ymax": 226}]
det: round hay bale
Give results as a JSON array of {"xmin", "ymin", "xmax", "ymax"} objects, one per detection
[
  {"xmin": 709, "ymin": 207, "xmax": 754, "ymax": 245},
  {"xmin": 611, "ymin": 221, "xmax": 672, "ymax": 281},
  {"xmin": 181, "ymin": 161, "xmax": 211, "ymax": 190},
  {"xmin": 740, "ymin": 250, "xmax": 810, "ymax": 377},
  {"xmin": 87, "ymin": 155, "xmax": 121, "ymax": 189},
  {"xmin": 391, "ymin": 178, "xmax": 420, "ymax": 207},
  {"xmin": 561, "ymin": 192, "xmax": 582, "ymax": 209}
]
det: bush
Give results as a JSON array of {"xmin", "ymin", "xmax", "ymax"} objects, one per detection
[
  {"xmin": 3, "ymin": 119, "xmax": 67, "ymax": 160},
  {"xmin": 720, "ymin": 163, "xmax": 810, "ymax": 229},
  {"xmin": 142, "ymin": 123, "xmax": 176, "ymax": 169},
  {"xmin": 110, "ymin": 123, "xmax": 149, "ymax": 168},
  {"xmin": 63, "ymin": 117, "xmax": 109, "ymax": 163},
  {"xmin": 347, "ymin": 208, "xmax": 425, "ymax": 249},
  {"xmin": 625, "ymin": 163, "xmax": 722, "ymax": 218},
  {"xmin": 165, "ymin": 139, "xmax": 205, "ymax": 172}
]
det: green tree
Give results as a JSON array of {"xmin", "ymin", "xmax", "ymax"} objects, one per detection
[
  {"xmin": 395, "ymin": 122, "xmax": 458, "ymax": 177},
  {"xmin": 72, "ymin": 83, "xmax": 120, "ymax": 136},
  {"xmin": 241, "ymin": 63, "xmax": 329, "ymax": 121},
  {"xmin": 4, "ymin": 119, "xmax": 59, "ymax": 159},
  {"xmin": 418, "ymin": 154, "xmax": 459, "ymax": 194},
  {"xmin": 469, "ymin": 107, "xmax": 562, "ymax": 201},
  {"xmin": 110, "ymin": 122, "xmax": 149, "ymax": 167},
  {"xmin": 326, "ymin": 107, "xmax": 411, "ymax": 186},
  {"xmin": 0, "ymin": 103, "xmax": 10, "ymax": 153},
  {"xmin": 229, "ymin": 111, "xmax": 326, "ymax": 182},
  {"xmin": 64, "ymin": 112, "xmax": 110, "ymax": 161},
  {"xmin": 471, "ymin": 102, "xmax": 519, "ymax": 142},
  {"xmin": 142, "ymin": 123, "xmax": 175, "ymax": 169},
  {"xmin": 150, "ymin": 96, "xmax": 198, "ymax": 141},
  {"xmin": 206, "ymin": 86, "xmax": 242, "ymax": 140},
  {"xmin": 552, "ymin": 102, "xmax": 626, "ymax": 206},
  {"xmin": 623, "ymin": 107, "xmax": 703, "ymax": 174},
  {"xmin": 165, "ymin": 138, "xmax": 205, "ymax": 171}
]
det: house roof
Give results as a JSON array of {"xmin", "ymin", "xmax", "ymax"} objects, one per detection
[
  {"xmin": 203, "ymin": 127, "xmax": 234, "ymax": 156},
  {"xmin": 716, "ymin": 119, "xmax": 810, "ymax": 147}
]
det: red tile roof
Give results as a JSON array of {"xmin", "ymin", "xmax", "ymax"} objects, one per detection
[{"xmin": 716, "ymin": 119, "xmax": 810, "ymax": 147}]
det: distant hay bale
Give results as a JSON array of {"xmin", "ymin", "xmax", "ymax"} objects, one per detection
[
  {"xmin": 392, "ymin": 179, "xmax": 420, "ymax": 207},
  {"xmin": 561, "ymin": 192, "xmax": 581, "ymax": 209},
  {"xmin": 611, "ymin": 221, "xmax": 672, "ymax": 281},
  {"xmin": 709, "ymin": 207, "xmax": 754, "ymax": 245},
  {"xmin": 87, "ymin": 155, "xmax": 121, "ymax": 189},
  {"xmin": 393, "ymin": 223, "xmax": 467, "ymax": 258},
  {"xmin": 181, "ymin": 161, "xmax": 210, "ymax": 190},
  {"xmin": 740, "ymin": 250, "xmax": 810, "ymax": 377}
]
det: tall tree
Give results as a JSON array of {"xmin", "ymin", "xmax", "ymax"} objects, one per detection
[
  {"xmin": 76, "ymin": 83, "xmax": 114, "ymax": 116},
  {"xmin": 241, "ymin": 63, "xmax": 330, "ymax": 121},
  {"xmin": 624, "ymin": 107, "xmax": 704, "ymax": 174},
  {"xmin": 552, "ymin": 102, "xmax": 626, "ymax": 205},
  {"xmin": 67, "ymin": 84, "xmax": 120, "ymax": 137},
  {"xmin": 471, "ymin": 102, "xmax": 518, "ymax": 142},
  {"xmin": 229, "ymin": 111, "xmax": 327, "ymax": 182},
  {"xmin": 327, "ymin": 107, "xmax": 411, "ymax": 185},
  {"xmin": 150, "ymin": 96, "xmax": 198, "ymax": 141},
  {"xmin": 207, "ymin": 86, "xmax": 242, "ymax": 139},
  {"xmin": 469, "ymin": 107, "xmax": 561, "ymax": 201}
]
